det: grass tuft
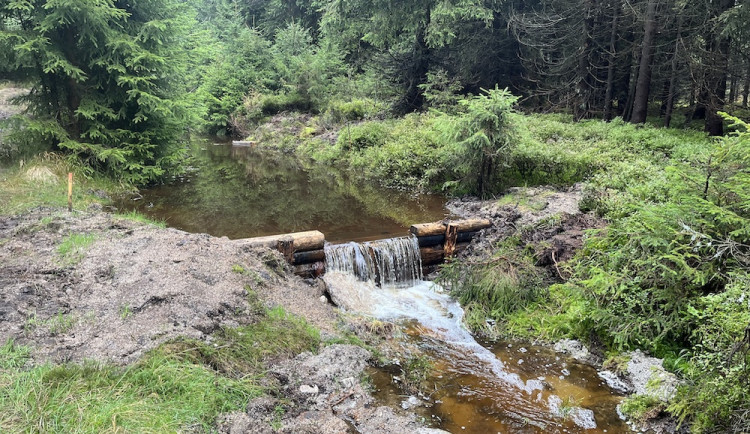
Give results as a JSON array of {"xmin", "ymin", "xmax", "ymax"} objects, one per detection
[{"xmin": 57, "ymin": 233, "xmax": 97, "ymax": 265}]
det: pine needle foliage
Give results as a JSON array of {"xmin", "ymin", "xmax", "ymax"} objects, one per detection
[{"xmin": 0, "ymin": 0, "xmax": 187, "ymax": 185}]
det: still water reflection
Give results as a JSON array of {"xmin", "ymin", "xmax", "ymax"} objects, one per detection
[{"xmin": 116, "ymin": 143, "xmax": 448, "ymax": 242}]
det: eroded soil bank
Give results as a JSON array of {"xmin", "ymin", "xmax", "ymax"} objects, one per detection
[{"xmin": 0, "ymin": 207, "xmax": 443, "ymax": 432}]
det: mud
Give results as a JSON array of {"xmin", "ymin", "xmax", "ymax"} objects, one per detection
[
  {"xmin": 447, "ymin": 184, "xmax": 605, "ymax": 281},
  {"xmin": 0, "ymin": 207, "xmax": 450, "ymax": 432},
  {"xmin": 219, "ymin": 345, "xmax": 445, "ymax": 434}
]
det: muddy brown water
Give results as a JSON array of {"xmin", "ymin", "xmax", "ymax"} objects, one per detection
[
  {"xmin": 115, "ymin": 142, "xmax": 448, "ymax": 242},
  {"xmin": 368, "ymin": 336, "xmax": 628, "ymax": 433}
]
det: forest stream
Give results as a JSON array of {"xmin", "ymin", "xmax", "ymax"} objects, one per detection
[{"xmin": 118, "ymin": 142, "xmax": 629, "ymax": 433}]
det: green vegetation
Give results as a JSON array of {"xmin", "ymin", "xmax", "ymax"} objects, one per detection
[
  {"xmin": 0, "ymin": 307, "xmax": 319, "ymax": 433},
  {"xmin": 113, "ymin": 210, "xmax": 167, "ymax": 228},
  {"xmin": 0, "ymin": 0, "xmax": 188, "ymax": 184},
  {"xmin": 400, "ymin": 354, "xmax": 433, "ymax": 395},
  {"xmin": 57, "ymin": 233, "xmax": 96, "ymax": 265},
  {"xmin": 437, "ymin": 114, "xmax": 750, "ymax": 431},
  {"xmin": 0, "ymin": 155, "xmax": 127, "ymax": 216},
  {"xmin": 620, "ymin": 395, "xmax": 665, "ymax": 423},
  {"xmin": 1, "ymin": 0, "xmax": 749, "ymax": 431}
]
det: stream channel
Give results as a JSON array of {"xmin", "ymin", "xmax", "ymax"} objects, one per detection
[{"xmin": 118, "ymin": 142, "xmax": 629, "ymax": 433}]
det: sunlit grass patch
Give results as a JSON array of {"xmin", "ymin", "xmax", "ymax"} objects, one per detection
[{"xmin": 0, "ymin": 153, "xmax": 129, "ymax": 216}]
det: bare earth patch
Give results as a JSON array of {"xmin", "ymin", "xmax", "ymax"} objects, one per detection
[{"xmin": 0, "ymin": 207, "xmax": 337, "ymax": 364}]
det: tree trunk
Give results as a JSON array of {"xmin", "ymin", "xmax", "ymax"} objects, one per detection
[
  {"xmin": 743, "ymin": 70, "xmax": 749, "ymax": 108},
  {"xmin": 574, "ymin": 0, "xmax": 595, "ymax": 121},
  {"xmin": 630, "ymin": 0, "xmax": 658, "ymax": 124},
  {"xmin": 728, "ymin": 74, "xmax": 738, "ymax": 106},
  {"xmin": 603, "ymin": 5, "xmax": 619, "ymax": 121},
  {"xmin": 400, "ymin": 11, "xmax": 430, "ymax": 113},
  {"xmin": 704, "ymin": 0, "xmax": 733, "ymax": 136},
  {"xmin": 664, "ymin": 16, "xmax": 682, "ymax": 128}
]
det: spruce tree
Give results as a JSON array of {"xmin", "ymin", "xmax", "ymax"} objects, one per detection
[{"xmin": 0, "ymin": 0, "xmax": 187, "ymax": 184}]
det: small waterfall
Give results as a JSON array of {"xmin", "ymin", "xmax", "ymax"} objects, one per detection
[{"xmin": 324, "ymin": 236, "xmax": 423, "ymax": 287}]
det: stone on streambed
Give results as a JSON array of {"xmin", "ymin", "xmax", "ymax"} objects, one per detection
[
  {"xmin": 218, "ymin": 344, "xmax": 448, "ymax": 434},
  {"xmin": 547, "ymin": 395, "xmax": 597, "ymax": 430},
  {"xmin": 625, "ymin": 350, "xmax": 679, "ymax": 402},
  {"xmin": 554, "ymin": 339, "xmax": 599, "ymax": 365}
]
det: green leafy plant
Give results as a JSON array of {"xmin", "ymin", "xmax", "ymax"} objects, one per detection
[{"xmin": 57, "ymin": 233, "xmax": 96, "ymax": 265}]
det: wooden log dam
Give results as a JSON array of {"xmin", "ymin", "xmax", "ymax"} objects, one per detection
[{"xmin": 233, "ymin": 218, "xmax": 492, "ymax": 278}]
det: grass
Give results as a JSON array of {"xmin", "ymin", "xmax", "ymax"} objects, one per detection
[
  {"xmin": 496, "ymin": 188, "xmax": 553, "ymax": 212},
  {"xmin": 620, "ymin": 394, "xmax": 665, "ymax": 423},
  {"xmin": 113, "ymin": 210, "xmax": 166, "ymax": 228},
  {"xmin": 0, "ymin": 154, "xmax": 129, "ymax": 216},
  {"xmin": 400, "ymin": 354, "xmax": 433, "ymax": 395},
  {"xmin": 57, "ymin": 233, "xmax": 97, "ymax": 265},
  {"xmin": 0, "ymin": 307, "xmax": 320, "ymax": 433},
  {"xmin": 24, "ymin": 312, "xmax": 78, "ymax": 336}
]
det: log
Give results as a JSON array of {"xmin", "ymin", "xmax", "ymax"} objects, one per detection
[
  {"xmin": 410, "ymin": 222, "xmax": 447, "ymax": 237},
  {"xmin": 410, "ymin": 219, "xmax": 491, "ymax": 237},
  {"xmin": 293, "ymin": 249, "xmax": 325, "ymax": 265},
  {"xmin": 232, "ymin": 140, "xmax": 257, "ymax": 147},
  {"xmin": 234, "ymin": 230, "xmax": 325, "ymax": 252},
  {"xmin": 420, "ymin": 242, "xmax": 471, "ymax": 266},
  {"xmin": 420, "ymin": 245, "xmax": 445, "ymax": 266},
  {"xmin": 293, "ymin": 261, "xmax": 326, "ymax": 278},
  {"xmin": 416, "ymin": 230, "xmax": 480, "ymax": 247}
]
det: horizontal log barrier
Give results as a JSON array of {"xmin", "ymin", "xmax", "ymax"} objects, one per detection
[
  {"xmin": 420, "ymin": 242, "xmax": 471, "ymax": 266},
  {"xmin": 235, "ymin": 218, "xmax": 490, "ymax": 278},
  {"xmin": 293, "ymin": 249, "xmax": 325, "ymax": 265},
  {"xmin": 410, "ymin": 218, "xmax": 491, "ymax": 237},
  {"xmin": 416, "ymin": 230, "xmax": 479, "ymax": 248},
  {"xmin": 234, "ymin": 230, "xmax": 324, "ymax": 252},
  {"xmin": 293, "ymin": 261, "xmax": 326, "ymax": 278}
]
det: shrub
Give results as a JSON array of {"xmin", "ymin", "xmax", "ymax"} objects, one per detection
[{"xmin": 337, "ymin": 121, "xmax": 390, "ymax": 151}]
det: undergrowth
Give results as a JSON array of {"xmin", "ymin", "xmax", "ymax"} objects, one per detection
[{"xmin": 0, "ymin": 153, "xmax": 128, "ymax": 215}]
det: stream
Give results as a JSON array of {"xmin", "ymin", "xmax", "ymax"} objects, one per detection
[{"xmin": 120, "ymin": 142, "xmax": 629, "ymax": 433}]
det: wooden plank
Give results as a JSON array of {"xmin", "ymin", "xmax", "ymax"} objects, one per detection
[{"xmin": 444, "ymin": 223, "xmax": 458, "ymax": 258}]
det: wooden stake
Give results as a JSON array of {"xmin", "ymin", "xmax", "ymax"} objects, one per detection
[
  {"xmin": 444, "ymin": 223, "xmax": 459, "ymax": 259},
  {"xmin": 67, "ymin": 172, "xmax": 73, "ymax": 212}
]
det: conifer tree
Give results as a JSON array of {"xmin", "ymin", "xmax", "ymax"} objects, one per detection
[{"xmin": 0, "ymin": 0, "xmax": 187, "ymax": 184}]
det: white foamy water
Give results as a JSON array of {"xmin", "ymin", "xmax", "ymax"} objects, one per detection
[
  {"xmin": 322, "ymin": 237, "xmax": 614, "ymax": 431},
  {"xmin": 324, "ymin": 272, "xmax": 545, "ymax": 395}
]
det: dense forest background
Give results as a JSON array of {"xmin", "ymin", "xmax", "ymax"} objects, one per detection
[{"xmin": 2, "ymin": 0, "xmax": 750, "ymax": 182}]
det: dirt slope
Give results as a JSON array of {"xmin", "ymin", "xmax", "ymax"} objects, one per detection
[{"xmin": 0, "ymin": 207, "xmax": 336, "ymax": 364}]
